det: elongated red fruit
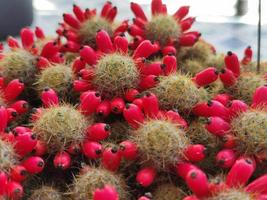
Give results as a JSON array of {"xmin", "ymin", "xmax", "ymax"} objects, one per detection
[
  {"xmin": 241, "ymin": 46, "xmax": 252, "ymax": 65},
  {"xmin": 185, "ymin": 168, "xmax": 209, "ymax": 198},
  {"xmin": 179, "ymin": 34, "xmax": 198, "ymax": 46},
  {"xmin": 82, "ymin": 141, "xmax": 102, "ymax": 159},
  {"xmin": 136, "ymin": 167, "xmax": 156, "ymax": 187},
  {"xmin": 96, "ymin": 100, "xmax": 111, "ymax": 117},
  {"xmin": 141, "ymin": 92, "xmax": 159, "ymax": 118},
  {"xmin": 73, "ymin": 4, "xmax": 84, "ymax": 22},
  {"xmin": 133, "ymin": 40, "xmax": 157, "ymax": 59},
  {"xmin": 114, "ymin": 35, "xmax": 128, "ymax": 54},
  {"xmin": 96, "ymin": 30, "xmax": 114, "ymax": 53},
  {"xmin": 183, "ymin": 196, "xmax": 200, "ymax": 200},
  {"xmin": 20, "ymin": 28, "xmax": 34, "ymax": 49},
  {"xmin": 102, "ymin": 147, "xmax": 122, "ymax": 172},
  {"xmin": 101, "ymin": 1, "xmax": 112, "ymax": 17},
  {"xmin": 246, "ymin": 174, "xmax": 267, "ymax": 194},
  {"xmin": 111, "ymin": 97, "xmax": 125, "ymax": 114},
  {"xmin": 106, "ymin": 6, "xmax": 117, "ymax": 22},
  {"xmin": 80, "ymin": 91, "xmax": 101, "ymax": 115},
  {"xmin": 73, "ymin": 80, "xmax": 91, "ymax": 92},
  {"xmin": 216, "ymin": 149, "xmax": 236, "ymax": 168},
  {"xmin": 86, "ymin": 123, "xmax": 111, "ymax": 141},
  {"xmin": 41, "ymin": 41, "xmax": 59, "ymax": 59},
  {"xmin": 7, "ymin": 36, "xmax": 20, "ymax": 48},
  {"xmin": 11, "ymin": 100, "xmax": 29, "ymax": 114},
  {"xmin": 173, "ymin": 6, "xmax": 190, "ymax": 20},
  {"xmin": 14, "ymin": 132, "xmax": 37, "ymax": 157},
  {"xmin": 4, "ymin": 79, "xmax": 24, "ymax": 101},
  {"xmin": 36, "ymin": 56, "xmax": 50, "ymax": 70},
  {"xmin": 213, "ymin": 93, "xmax": 232, "ymax": 106},
  {"xmin": 165, "ymin": 110, "xmax": 188, "ymax": 129},
  {"xmin": 139, "ymin": 75, "xmax": 158, "ymax": 90},
  {"xmin": 133, "ymin": 17, "xmax": 146, "ymax": 29},
  {"xmin": 119, "ymin": 140, "xmax": 138, "ymax": 160},
  {"xmin": 0, "ymin": 106, "xmax": 8, "ymax": 132},
  {"xmin": 72, "ymin": 57, "xmax": 86, "ymax": 73},
  {"xmin": 141, "ymin": 62, "xmax": 163, "ymax": 76},
  {"xmin": 163, "ymin": 55, "xmax": 177, "ymax": 75},
  {"xmin": 176, "ymin": 162, "xmax": 199, "ymax": 179},
  {"xmin": 224, "ymin": 51, "xmax": 240, "ymax": 78},
  {"xmin": 63, "ymin": 13, "xmax": 80, "ymax": 29},
  {"xmin": 6, "ymin": 181, "xmax": 23, "ymax": 200},
  {"xmin": 114, "ymin": 20, "xmax": 129, "ymax": 34},
  {"xmin": 193, "ymin": 67, "xmax": 218, "ymax": 87},
  {"xmin": 53, "ymin": 151, "xmax": 71, "ymax": 170},
  {"xmin": 228, "ymin": 100, "xmax": 248, "ymax": 118},
  {"xmin": 0, "ymin": 171, "xmax": 8, "ymax": 195},
  {"xmin": 123, "ymin": 103, "xmax": 144, "ymax": 128},
  {"xmin": 130, "ymin": 2, "xmax": 147, "ymax": 21},
  {"xmin": 180, "ymin": 17, "xmax": 195, "ymax": 32},
  {"xmin": 79, "ymin": 68, "xmax": 94, "ymax": 80},
  {"xmin": 252, "ymin": 85, "xmax": 267, "ymax": 108},
  {"xmin": 35, "ymin": 26, "xmax": 45, "ymax": 39},
  {"xmin": 125, "ymin": 89, "xmax": 139, "ymax": 102},
  {"xmin": 22, "ymin": 156, "xmax": 45, "ymax": 174},
  {"xmin": 222, "ymin": 134, "xmax": 236, "ymax": 149},
  {"xmin": 32, "ymin": 140, "xmax": 47, "ymax": 156},
  {"xmin": 151, "ymin": 0, "xmax": 163, "ymax": 15},
  {"xmin": 93, "ymin": 185, "xmax": 119, "ymax": 200},
  {"xmin": 10, "ymin": 165, "xmax": 28, "ymax": 182},
  {"xmin": 133, "ymin": 98, "xmax": 144, "ymax": 110},
  {"xmin": 63, "ymin": 41, "xmax": 80, "ymax": 52},
  {"xmin": 128, "ymin": 24, "xmax": 145, "ymax": 37},
  {"xmin": 80, "ymin": 45, "xmax": 97, "ymax": 65},
  {"xmin": 41, "ymin": 88, "xmax": 59, "ymax": 107},
  {"xmin": 184, "ymin": 144, "xmax": 206, "ymax": 162},
  {"xmin": 219, "ymin": 68, "xmax": 237, "ymax": 87},
  {"xmin": 162, "ymin": 45, "xmax": 177, "ymax": 56},
  {"xmin": 205, "ymin": 117, "xmax": 230, "ymax": 137},
  {"xmin": 226, "ymin": 157, "xmax": 255, "ymax": 187},
  {"xmin": 12, "ymin": 126, "xmax": 31, "ymax": 136}
]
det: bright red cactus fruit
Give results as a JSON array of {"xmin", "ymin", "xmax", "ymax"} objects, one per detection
[
  {"xmin": 123, "ymin": 103, "xmax": 145, "ymax": 129},
  {"xmin": 82, "ymin": 141, "xmax": 102, "ymax": 159},
  {"xmin": 10, "ymin": 165, "xmax": 28, "ymax": 182},
  {"xmin": 0, "ymin": 171, "xmax": 8, "ymax": 195},
  {"xmin": 252, "ymin": 85, "xmax": 267, "ymax": 108},
  {"xmin": 205, "ymin": 116, "xmax": 231, "ymax": 137},
  {"xmin": 184, "ymin": 144, "xmax": 206, "ymax": 162},
  {"xmin": 136, "ymin": 167, "xmax": 157, "ymax": 187},
  {"xmin": 119, "ymin": 140, "xmax": 138, "ymax": 161},
  {"xmin": 6, "ymin": 181, "xmax": 23, "ymax": 200},
  {"xmin": 22, "ymin": 156, "xmax": 45, "ymax": 174},
  {"xmin": 53, "ymin": 151, "xmax": 71, "ymax": 170},
  {"xmin": 13, "ymin": 131, "xmax": 37, "ymax": 157},
  {"xmin": 93, "ymin": 185, "xmax": 119, "ymax": 200},
  {"xmin": 213, "ymin": 93, "xmax": 232, "ymax": 106},
  {"xmin": 86, "ymin": 123, "xmax": 111, "ymax": 142},
  {"xmin": 129, "ymin": 0, "xmax": 200, "ymax": 49},
  {"xmin": 192, "ymin": 67, "xmax": 219, "ymax": 87},
  {"xmin": 111, "ymin": 97, "xmax": 125, "ymax": 114},
  {"xmin": 241, "ymin": 46, "xmax": 253, "ymax": 65},
  {"xmin": 4, "ymin": 79, "xmax": 24, "ymax": 102},
  {"xmin": 41, "ymin": 87, "xmax": 59, "ymax": 107},
  {"xmin": 224, "ymin": 51, "xmax": 240, "ymax": 78},
  {"xmin": 216, "ymin": 149, "xmax": 236, "ymax": 169},
  {"xmin": 79, "ymin": 91, "xmax": 101, "ymax": 116},
  {"xmin": 102, "ymin": 147, "xmax": 122, "ymax": 172},
  {"xmin": 219, "ymin": 68, "xmax": 237, "ymax": 87}
]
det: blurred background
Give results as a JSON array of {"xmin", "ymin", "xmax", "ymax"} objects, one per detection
[{"xmin": 0, "ymin": 0, "xmax": 266, "ymax": 59}]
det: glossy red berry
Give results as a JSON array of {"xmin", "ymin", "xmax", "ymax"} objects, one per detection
[
  {"xmin": 96, "ymin": 100, "xmax": 111, "ymax": 117},
  {"xmin": 6, "ymin": 181, "xmax": 23, "ymax": 200},
  {"xmin": 13, "ymin": 131, "xmax": 37, "ymax": 157},
  {"xmin": 93, "ymin": 185, "xmax": 119, "ymax": 200},
  {"xmin": 119, "ymin": 140, "xmax": 138, "ymax": 160},
  {"xmin": 10, "ymin": 165, "xmax": 28, "ymax": 182},
  {"xmin": 136, "ymin": 167, "xmax": 156, "ymax": 187},
  {"xmin": 53, "ymin": 151, "xmax": 71, "ymax": 170},
  {"xmin": 184, "ymin": 144, "xmax": 206, "ymax": 162},
  {"xmin": 82, "ymin": 141, "xmax": 102, "ymax": 159},
  {"xmin": 224, "ymin": 51, "xmax": 240, "ymax": 78},
  {"xmin": 216, "ymin": 149, "xmax": 236, "ymax": 169},
  {"xmin": 4, "ymin": 79, "xmax": 24, "ymax": 101},
  {"xmin": 102, "ymin": 147, "xmax": 122, "ymax": 172},
  {"xmin": 193, "ymin": 67, "xmax": 218, "ymax": 87},
  {"xmin": 80, "ymin": 91, "xmax": 101, "ymax": 115},
  {"xmin": 141, "ymin": 92, "xmax": 159, "ymax": 118},
  {"xmin": 205, "ymin": 117, "xmax": 231, "ymax": 137},
  {"xmin": 123, "ymin": 103, "xmax": 144, "ymax": 129},
  {"xmin": 41, "ymin": 88, "xmax": 59, "ymax": 107},
  {"xmin": 22, "ymin": 156, "xmax": 45, "ymax": 174},
  {"xmin": 111, "ymin": 97, "xmax": 125, "ymax": 114},
  {"xmin": 86, "ymin": 123, "xmax": 111, "ymax": 142}
]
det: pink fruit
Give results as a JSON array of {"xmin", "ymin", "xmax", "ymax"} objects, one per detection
[
  {"xmin": 53, "ymin": 151, "xmax": 71, "ymax": 170},
  {"xmin": 82, "ymin": 141, "xmax": 102, "ymax": 159},
  {"xmin": 216, "ymin": 149, "xmax": 236, "ymax": 168},
  {"xmin": 93, "ymin": 185, "xmax": 119, "ymax": 200},
  {"xmin": 102, "ymin": 147, "xmax": 122, "ymax": 172},
  {"xmin": 123, "ymin": 103, "xmax": 144, "ymax": 128},
  {"xmin": 86, "ymin": 123, "xmax": 111, "ymax": 142},
  {"xmin": 184, "ymin": 144, "xmax": 206, "ymax": 162},
  {"xmin": 22, "ymin": 156, "xmax": 45, "ymax": 174},
  {"xmin": 136, "ymin": 167, "xmax": 156, "ymax": 187},
  {"xmin": 119, "ymin": 140, "xmax": 138, "ymax": 160}
]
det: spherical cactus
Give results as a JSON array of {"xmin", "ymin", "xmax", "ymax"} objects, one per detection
[
  {"xmin": 145, "ymin": 15, "xmax": 180, "ymax": 46},
  {"xmin": 0, "ymin": 49, "xmax": 37, "ymax": 85},
  {"xmin": 231, "ymin": 110, "xmax": 267, "ymax": 154},
  {"xmin": 32, "ymin": 104, "xmax": 90, "ymax": 153},
  {"xmin": 71, "ymin": 167, "xmax": 128, "ymax": 200},
  {"xmin": 0, "ymin": 139, "xmax": 18, "ymax": 172},
  {"xmin": 133, "ymin": 119, "xmax": 189, "ymax": 170},
  {"xmin": 92, "ymin": 53, "xmax": 139, "ymax": 98},
  {"xmin": 152, "ymin": 183, "xmax": 185, "ymax": 200},
  {"xmin": 181, "ymin": 59, "xmax": 204, "ymax": 76},
  {"xmin": 226, "ymin": 72, "xmax": 266, "ymax": 104},
  {"xmin": 207, "ymin": 53, "xmax": 225, "ymax": 71},
  {"xmin": 208, "ymin": 188, "xmax": 254, "ymax": 200},
  {"xmin": 29, "ymin": 186, "xmax": 63, "ymax": 200},
  {"xmin": 108, "ymin": 120, "xmax": 131, "ymax": 142},
  {"xmin": 151, "ymin": 74, "xmax": 205, "ymax": 114},
  {"xmin": 35, "ymin": 64, "xmax": 74, "ymax": 97}
]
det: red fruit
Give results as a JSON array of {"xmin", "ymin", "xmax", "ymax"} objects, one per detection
[
  {"xmin": 22, "ymin": 156, "xmax": 44, "ymax": 174},
  {"xmin": 73, "ymin": 4, "xmax": 84, "ymax": 22},
  {"xmin": 133, "ymin": 17, "xmax": 146, "ymax": 29},
  {"xmin": 179, "ymin": 34, "xmax": 198, "ymax": 46},
  {"xmin": 205, "ymin": 117, "xmax": 231, "ymax": 137},
  {"xmin": 53, "ymin": 151, "xmax": 71, "ymax": 170},
  {"xmin": 0, "ymin": 107, "xmax": 8, "ymax": 132},
  {"xmin": 252, "ymin": 85, "xmax": 267, "ymax": 108},
  {"xmin": 138, "ymin": 197, "xmax": 150, "ymax": 200},
  {"xmin": 63, "ymin": 30, "xmax": 79, "ymax": 43},
  {"xmin": 14, "ymin": 132, "xmax": 37, "ymax": 157},
  {"xmin": 140, "ymin": 62, "xmax": 163, "ymax": 76},
  {"xmin": 20, "ymin": 28, "xmax": 34, "ymax": 49},
  {"xmin": 123, "ymin": 103, "xmax": 144, "ymax": 129},
  {"xmin": 79, "ymin": 68, "xmax": 95, "ymax": 80},
  {"xmin": 241, "ymin": 46, "xmax": 252, "ymax": 65},
  {"xmin": 119, "ymin": 140, "xmax": 138, "ymax": 160},
  {"xmin": 35, "ymin": 26, "xmax": 45, "ymax": 39},
  {"xmin": 163, "ymin": 55, "xmax": 177, "ymax": 75},
  {"xmin": 180, "ymin": 17, "xmax": 195, "ymax": 31},
  {"xmin": 6, "ymin": 181, "xmax": 23, "ymax": 200},
  {"xmin": 213, "ymin": 93, "xmax": 232, "ymax": 107},
  {"xmin": 73, "ymin": 80, "xmax": 92, "ymax": 92},
  {"xmin": 106, "ymin": 6, "xmax": 117, "ymax": 22},
  {"xmin": 93, "ymin": 185, "xmax": 119, "ymax": 200},
  {"xmin": 36, "ymin": 56, "xmax": 50, "ymax": 70},
  {"xmin": 219, "ymin": 68, "xmax": 237, "ymax": 87},
  {"xmin": 80, "ymin": 45, "xmax": 97, "ymax": 65},
  {"xmin": 96, "ymin": 30, "xmax": 114, "ymax": 54},
  {"xmin": 139, "ymin": 75, "xmax": 158, "ymax": 90},
  {"xmin": 185, "ymin": 168, "xmax": 209, "ymax": 198},
  {"xmin": 246, "ymin": 174, "xmax": 267, "ymax": 194},
  {"xmin": 72, "ymin": 57, "xmax": 86, "ymax": 73},
  {"xmin": 79, "ymin": 91, "xmax": 101, "ymax": 115},
  {"xmin": 151, "ymin": 0, "xmax": 163, "ymax": 15},
  {"xmin": 130, "ymin": 2, "xmax": 148, "ymax": 21},
  {"xmin": 128, "ymin": 24, "xmax": 145, "ymax": 37},
  {"xmin": 162, "ymin": 45, "xmax": 177, "ymax": 56},
  {"xmin": 176, "ymin": 162, "xmax": 199, "ymax": 179},
  {"xmin": 224, "ymin": 51, "xmax": 240, "ymax": 78},
  {"xmin": 133, "ymin": 40, "xmax": 158, "ymax": 59},
  {"xmin": 184, "ymin": 144, "xmax": 206, "ymax": 162},
  {"xmin": 227, "ymin": 100, "xmax": 248, "ymax": 118},
  {"xmin": 133, "ymin": 98, "xmax": 143, "ymax": 110},
  {"xmin": 129, "ymin": 36, "xmax": 144, "ymax": 50},
  {"xmin": 10, "ymin": 165, "xmax": 28, "ymax": 182},
  {"xmin": 193, "ymin": 67, "xmax": 218, "ymax": 87},
  {"xmin": 141, "ymin": 92, "xmax": 159, "ymax": 118},
  {"xmin": 41, "ymin": 41, "xmax": 59, "ymax": 59},
  {"xmin": 114, "ymin": 20, "xmax": 129, "ymax": 34},
  {"xmin": 226, "ymin": 157, "xmax": 256, "ymax": 187},
  {"xmin": 49, "ymin": 52, "xmax": 64, "ymax": 64},
  {"xmin": 7, "ymin": 36, "xmax": 20, "ymax": 49},
  {"xmin": 102, "ymin": 147, "xmax": 122, "ymax": 172},
  {"xmin": 86, "ymin": 123, "xmax": 111, "ymax": 141},
  {"xmin": 41, "ymin": 88, "xmax": 59, "ymax": 107},
  {"xmin": 222, "ymin": 134, "xmax": 236, "ymax": 149},
  {"xmin": 11, "ymin": 100, "xmax": 29, "ymax": 114},
  {"xmin": 216, "ymin": 149, "xmax": 236, "ymax": 169},
  {"xmin": 0, "ymin": 171, "xmax": 7, "ymax": 195},
  {"xmin": 183, "ymin": 196, "xmax": 200, "ymax": 200},
  {"xmin": 173, "ymin": 6, "xmax": 190, "ymax": 20},
  {"xmin": 63, "ymin": 13, "xmax": 80, "ymax": 29},
  {"xmin": 32, "ymin": 140, "xmax": 47, "ymax": 156},
  {"xmin": 66, "ymin": 142, "xmax": 80, "ymax": 155},
  {"xmin": 101, "ymin": 1, "xmax": 112, "ymax": 17},
  {"xmin": 63, "ymin": 41, "xmax": 80, "ymax": 53},
  {"xmin": 111, "ymin": 97, "xmax": 125, "ymax": 114},
  {"xmin": 4, "ymin": 79, "xmax": 24, "ymax": 101},
  {"xmin": 96, "ymin": 100, "xmax": 111, "ymax": 117},
  {"xmin": 114, "ymin": 35, "xmax": 128, "ymax": 54},
  {"xmin": 164, "ymin": 110, "xmax": 188, "ymax": 129},
  {"xmin": 136, "ymin": 167, "xmax": 156, "ymax": 187},
  {"xmin": 6, "ymin": 108, "xmax": 17, "ymax": 122},
  {"xmin": 125, "ymin": 89, "xmax": 139, "ymax": 102},
  {"xmin": 82, "ymin": 141, "xmax": 102, "ymax": 159}
]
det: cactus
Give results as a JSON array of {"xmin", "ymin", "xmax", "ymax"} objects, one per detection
[
  {"xmin": 151, "ymin": 74, "xmax": 205, "ymax": 114},
  {"xmin": 29, "ymin": 186, "xmax": 63, "ymax": 200},
  {"xmin": 32, "ymin": 104, "xmax": 90, "ymax": 153},
  {"xmin": 231, "ymin": 110, "xmax": 267, "ymax": 154},
  {"xmin": 35, "ymin": 64, "xmax": 74, "ymax": 97},
  {"xmin": 207, "ymin": 53, "xmax": 225, "ymax": 71},
  {"xmin": 0, "ymin": 139, "xmax": 18, "ymax": 172},
  {"xmin": 93, "ymin": 53, "xmax": 139, "ymax": 98},
  {"xmin": 0, "ymin": 49, "xmax": 37, "ymax": 85},
  {"xmin": 71, "ymin": 167, "xmax": 128, "ymax": 200},
  {"xmin": 152, "ymin": 183, "xmax": 185, "ymax": 200},
  {"xmin": 145, "ymin": 15, "xmax": 180, "ymax": 46},
  {"xmin": 208, "ymin": 188, "xmax": 254, "ymax": 200},
  {"xmin": 133, "ymin": 119, "xmax": 189, "ymax": 170}
]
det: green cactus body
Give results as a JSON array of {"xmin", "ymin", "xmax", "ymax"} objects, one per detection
[
  {"xmin": 29, "ymin": 186, "xmax": 63, "ymax": 200},
  {"xmin": 0, "ymin": 139, "xmax": 18, "ymax": 172},
  {"xmin": 152, "ymin": 183, "xmax": 185, "ymax": 200},
  {"xmin": 208, "ymin": 188, "xmax": 255, "ymax": 200}
]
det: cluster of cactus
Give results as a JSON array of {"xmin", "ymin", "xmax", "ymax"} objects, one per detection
[{"xmin": 0, "ymin": 0, "xmax": 267, "ymax": 199}]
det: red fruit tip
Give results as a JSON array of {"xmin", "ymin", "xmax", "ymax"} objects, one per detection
[
  {"xmin": 11, "ymin": 111, "xmax": 17, "ymax": 117},
  {"xmin": 111, "ymin": 147, "xmax": 118, "ymax": 153},
  {"xmin": 44, "ymin": 87, "xmax": 50, "ymax": 91},
  {"xmin": 221, "ymin": 68, "xmax": 226, "ymax": 73},
  {"xmin": 23, "ymin": 103, "xmax": 29, "ymax": 109},
  {"xmin": 190, "ymin": 171, "xmax": 197, "ymax": 178},
  {"xmin": 37, "ymin": 161, "xmax": 44, "ymax": 167},
  {"xmin": 125, "ymin": 103, "xmax": 130, "ymax": 109},
  {"xmin": 207, "ymin": 100, "xmax": 212, "ymax": 106},
  {"xmin": 95, "ymin": 149, "xmax": 102, "ymax": 155},
  {"xmin": 247, "ymin": 45, "xmax": 251, "ymax": 48},
  {"xmin": 95, "ymin": 92, "xmax": 101, "ymax": 97},
  {"xmin": 104, "ymin": 124, "xmax": 111, "ymax": 131},
  {"xmin": 227, "ymin": 51, "xmax": 233, "ymax": 56}
]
